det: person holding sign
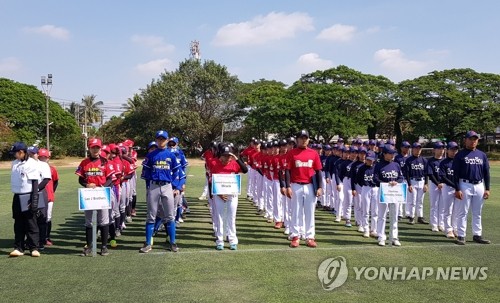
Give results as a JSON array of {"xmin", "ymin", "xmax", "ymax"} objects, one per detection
[
  {"xmin": 282, "ymin": 130, "xmax": 323, "ymax": 248},
  {"xmin": 9, "ymin": 142, "xmax": 41, "ymax": 257},
  {"xmin": 76, "ymin": 138, "xmax": 115, "ymax": 256},
  {"xmin": 208, "ymin": 144, "xmax": 248, "ymax": 250},
  {"xmin": 374, "ymin": 145, "xmax": 404, "ymax": 247}
]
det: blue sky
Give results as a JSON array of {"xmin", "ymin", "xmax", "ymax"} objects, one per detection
[{"xmin": 1, "ymin": 1, "xmax": 499, "ymax": 119}]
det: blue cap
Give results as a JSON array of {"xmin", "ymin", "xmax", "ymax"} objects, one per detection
[
  {"xmin": 169, "ymin": 136, "xmax": 179, "ymax": 144},
  {"xmin": 366, "ymin": 151, "xmax": 376, "ymax": 161},
  {"xmin": 337, "ymin": 137, "xmax": 344, "ymax": 143},
  {"xmin": 27, "ymin": 146, "xmax": 39, "ymax": 154},
  {"xmin": 324, "ymin": 144, "xmax": 332, "ymax": 151},
  {"xmin": 147, "ymin": 141, "xmax": 158, "ymax": 149},
  {"xmin": 465, "ymin": 130, "xmax": 480, "ymax": 139},
  {"xmin": 349, "ymin": 146, "xmax": 358, "ymax": 153},
  {"xmin": 358, "ymin": 146, "xmax": 367, "ymax": 153},
  {"xmin": 401, "ymin": 141, "xmax": 411, "ymax": 148},
  {"xmin": 332, "ymin": 144, "xmax": 338, "ymax": 149},
  {"xmin": 447, "ymin": 141, "xmax": 459, "ymax": 149},
  {"xmin": 363, "ymin": 140, "xmax": 369, "ymax": 146},
  {"xmin": 10, "ymin": 142, "xmax": 27, "ymax": 153},
  {"xmin": 339, "ymin": 146, "xmax": 347, "ymax": 152},
  {"xmin": 383, "ymin": 144, "xmax": 397, "ymax": 154},
  {"xmin": 412, "ymin": 142, "xmax": 422, "ymax": 148},
  {"xmin": 434, "ymin": 141, "xmax": 445, "ymax": 149},
  {"xmin": 155, "ymin": 130, "xmax": 169, "ymax": 139},
  {"xmin": 369, "ymin": 139, "xmax": 376, "ymax": 145},
  {"xmin": 386, "ymin": 139, "xmax": 395, "ymax": 146},
  {"xmin": 377, "ymin": 141, "xmax": 385, "ymax": 148}
]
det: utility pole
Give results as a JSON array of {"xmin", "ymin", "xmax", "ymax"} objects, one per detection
[{"xmin": 41, "ymin": 74, "xmax": 53, "ymax": 151}]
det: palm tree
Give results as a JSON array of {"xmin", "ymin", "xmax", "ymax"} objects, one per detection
[
  {"xmin": 67, "ymin": 102, "xmax": 81, "ymax": 124},
  {"xmin": 81, "ymin": 94, "xmax": 104, "ymax": 125},
  {"xmin": 121, "ymin": 93, "xmax": 143, "ymax": 116}
]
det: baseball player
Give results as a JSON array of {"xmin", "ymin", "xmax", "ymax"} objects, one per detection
[
  {"xmin": 37, "ymin": 148, "xmax": 59, "ymax": 247},
  {"xmin": 351, "ymin": 146, "xmax": 367, "ymax": 231},
  {"xmin": 240, "ymin": 138, "xmax": 257, "ymax": 201},
  {"xmin": 395, "ymin": 141, "xmax": 411, "ymax": 219},
  {"xmin": 76, "ymin": 138, "xmax": 115, "ymax": 256},
  {"xmin": 374, "ymin": 144, "xmax": 404, "ymax": 246},
  {"xmin": 355, "ymin": 150, "xmax": 379, "ymax": 238},
  {"xmin": 9, "ymin": 142, "xmax": 41, "ymax": 257},
  {"xmin": 453, "ymin": 131, "xmax": 491, "ymax": 245},
  {"xmin": 282, "ymin": 130, "xmax": 323, "ymax": 248},
  {"xmin": 404, "ymin": 142, "xmax": 428, "ymax": 225},
  {"xmin": 427, "ymin": 141, "xmax": 445, "ymax": 232},
  {"xmin": 340, "ymin": 146, "xmax": 356, "ymax": 227},
  {"xmin": 140, "ymin": 130, "xmax": 180, "ymax": 253},
  {"xmin": 207, "ymin": 144, "xmax": 248, "ymax": 250},
  {"xmin": 332, "ymin": 146, "xmax": 348, "ymax": 222},
  {"xmin": 438, "ymin": 141, "xmax": 459, "ymax": 239}
]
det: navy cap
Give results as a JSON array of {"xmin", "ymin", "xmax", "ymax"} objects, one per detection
[
  {"xmin": 10, "ymin": 142, "xmax": 27, "ymax": 153},
  {"xmin": 315, "ymin": 143, "xmax": 323, "ymax": 149},
  {"xmin": 155, "ymin": 130, "xmax": 169, "ymax": 139},
  {"xmin": 332, "ymin": 144, "xmax": 339, "ymax": 150},
  {"xmin": 355, "ymin": 139, "xmax": 363, "ymax": 145},
  {"xmin": 337, "ymin": 137, "xmax": 344, "ymax": 143},
  {"xmin": 401, "ymin": 141, "xmax": 411, "ymax": 148},
  {"xmin": 386, "ymin": 139, "xmax": 395, "ymax": 146},
  {"xmin": 27, "ymin": 146, "xmax": 39, "ymax": 154},
  {"xmin": 220, "ymin": 145, "xmax": 232, "ymax": 156},
  {"xmin": 383, "ymin": 144, "xmax": 397, "ymax": 154},
  {"xmin": 358, "ymin": 146, "xmax": 367, "ymax": 153},
  {"xmin": 340, "ymin": 146, "xmax": 347, "ymax": 152},
  {"xmin": 363, "ymin": 140, "xmax": 369, "ymax": 146},
  {"xmin": 447, "ymin": 141, "xmax": 459, "ymax": 149},
  {"xmin": 412, "ymin": 142, "xmax": 422, "ymax": 148},
  {"xmin": 434, "ymin": 141, "xmax": 445, "ymax": 149},
  {"xmin": 297, "ymin": 129, "xmax": 309, "ymax": 138},
  {"xmin": 279, "ymin": 139, "xmax": 288, "ymax": 147},
  {"xmin": 366, "ymin": 151, "xmax": 376, "ymax": 161},
  {"xmin": 323, "ymin": 144, "xmax": 332, "ymax": 151},
  {"xmin": 147, "ymin": 141, "xmax": 158, "ymax": 149},
  {"xmin": 287, "ymin": 137, "xmax": 296, "ymax": 144},
  {"xmin": 465, "ymin": 130, "xmax": 480, "ymax": 139},
  {"xmin": 377, "ymin": 141, "xmax": 385, "ymax": 148},
  {"xmin": 349, "ymin": 146, "xmax": 358, "ymax": 153},
  {"xmin": 369, "ymin": 139, "xmax": 376, "ymax": 145}
]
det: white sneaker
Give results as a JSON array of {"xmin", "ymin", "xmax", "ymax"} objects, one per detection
[
  {"xmin": 431, "ymin": 226, "xmax": 439, "ymax": 232},
  {"xmin": 284, "ymin": 228, "xmax": 290, "ymax": 235},
  {"xmin": 121, "ymin": 222, "xmax": 127, "ymax": 230},
  {"xmin": 370, "ymin": 231, "xmax": 378, "ymax": 238},
  {"xmin": 363, "ymin": 231, "xmax": 370, "ymax": 238},
  {"xmin": 438, "ymin": 226, "xmax": 445, "ymax": 232},
  {"xmin": 178, "ymin": 218, "xmax": 184, "ymax": 223},
  {"xmin": 126, "ymin": 216, "xmax": 132, "ymax": 223},
  {"xmin": 334, "ymin": 218, "xmax": 341, "ymax": 223},
  {"xmin": 198, "ymin": 195, "xmax": 207, "ymax": 200},
  {"xmin": 378, "ymin": 240, "xmax": 386, "ymax": 246},
  {"xmin": 392, "ymin": 239, "xmax": 401, "ymax": 246},
  {"xmin": 357, "ymin": 226, "xmax": 365, "ymax": 233},
  {"xmin": 300, "ymin": 235, "xmax": 306, "ymax": 240}
]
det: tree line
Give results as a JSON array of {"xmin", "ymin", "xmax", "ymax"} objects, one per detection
[{"xmin": 1, "ymin": 60, "xmax": 500, "ymax": 158}]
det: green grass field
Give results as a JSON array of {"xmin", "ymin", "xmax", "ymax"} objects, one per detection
[{"xmin": 0, "ymin": 162, "xmax": 499, "ymax": 302}]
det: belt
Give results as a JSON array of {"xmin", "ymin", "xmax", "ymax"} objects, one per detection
[
  {"xmin": 151, "ymin": 181, "xmax": 171, "ymax": 186},
  {"xmin": 411, "ymin": 177, "xmax": 424, "ymax": 181},
  {"xmin": 294, "ymin": 182, "xmax": 310, "ymax": 185},
  {"xmin": 461, "ymin": 179, "xmax": 482, "ymax": 185}
]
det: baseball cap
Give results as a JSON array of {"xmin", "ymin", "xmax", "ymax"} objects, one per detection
[
  {"xmin": 323, "ymin": 144, "xmax": 332, "ymax": 151},
  {"xmin": 10, "ymin": 142, "xmax": 27, "ymax": 153},
  {"xmin": 412, "ymin": 142, "xmax": 422, "ymax": 148},
  {"xmin": 297, "ymin": 129, "xmax": 309, "ymax": 138},
  {"xmin": 337, "ymin": 137, "xmax": 344, "ymax": 143},
  {"xmin": 123, "ymin": 139, "xmax": 134, "ymax": 147},
  {"xmin": 278, "ymin": 139, "xmax": 288, "ymax": 146},
  {"xmin": 386, "ymin": 139, "xmax": 395, "ymax": 146},
  {"xmin": 433, "ymin": 141, "xmax": 445, "ymax": 149},
  {"xmin": 350, "ymin": 146, "xmax": 358, "ymax": 153},
  {"xmin": 377, "ymin": 141, "xmax": 385, "ymax": 148},
  {"xmin": 447, "ymin": 141, "xmax": 459, "ymax": 149},
  {"xmin": 465, "ymin": 130, "xmax": 480, "ymax": 139},
  {"xmin": 219, "ymin": 144, "xmax": 233, "ymax": 156},
  {"xmin": 38, "ymin": 148, "xmax": 50, "ymax": 157},
  {"xmin": 401, "ymin": 141, "xmax": 411, "ymax": 148},
  {"xmin": 27, "ymin": 146, "xmax": 39, "ymax": 154},
  {"xmin": 287, "ymin": 137, "xmax": 296, "ymax": 144},
  {"xmin": 88, "ymin": 138, "xmax": 102, "ymax": 148},
  {"xmin": 147, "ymin": 141, "xmax": 158, "ymax": 149},
  {"xmin": 383, "ymin": 144, "xmax": 397, "ymax": 154},
  {"xmin": 366, "ymin": 151, "xmax": 376, "ymax": 161},
  {"xmin": 101, "ymin": 145, "xmax": 110, "ymax": 154},
  {"xmin": 169, "ymin": 137, "xmax": 179, "ymax": 144},
  {"xmin": 358, "ymin": 146, "xmax": 367, "ymax": 153},
  {"xmin": 363, "ymin": 140, "xmax": 369, "ymax": 146},
  {"xmin": 368, "ymin": 139, "xmax": 376, "ymax": 145},
  {"xmin": 155, "ymin": 130, "xmax": 169, "ymax": 139}
]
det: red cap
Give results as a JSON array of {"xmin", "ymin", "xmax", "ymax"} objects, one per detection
[
  {"xmin": 38, "ymin": 148, "xmax": 50, "ymax": 158},
  {"xmin": 123, "ymin": 139, "xmax": 134, "ymax": 147},
  {"xmin": 88, "ymin": 138, "xmax": 102, "ymax": 148},
  {"xmin": 100, "ymin": 151, "xmax": 108, "ymax": 158},
  {"xmin": 101, "ymin": 145, "xmax": 110, "ymax": 154}
]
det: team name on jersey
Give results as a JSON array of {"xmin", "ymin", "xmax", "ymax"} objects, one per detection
[
  {"xmin": 446, "ymin": 167, "xmax": 454, "ymax": 176},
  {"xmin": 153, "ymin": 160, "xmax": 171, "ymax": 170},
  {"xmin": 364, "ymin": 174, "xmax": 373, "ymax": 182},
  {"xmin": 411, "ymin": 163, "xmax": 424, "ymax": 170},
  {"xmin": 295, "ymin": 160, "xmax": 313, "ymax": 168},
  {"xmin": 382, "ymin": 170, "xmax": 399, "ymax": 179},
  {"xmin": 464, "ymin": 156, "xmax": 483, "ymax": 165},
  {"xmin": 86, "ymin": 167, "xmax": 104, "ymax": 177}
]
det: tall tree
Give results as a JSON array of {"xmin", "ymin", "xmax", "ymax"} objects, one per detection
[{"xmin": 81, "ymin": 94, "xmax": 103, "ymax": 125}]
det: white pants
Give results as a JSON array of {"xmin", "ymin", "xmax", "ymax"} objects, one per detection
[
  {"xmin": 214, "ymin": 195, "xmax": 238, "ymax": 245},
  {"xmin": 353, "ymin": 184, "xmax": 362, "ymax": 225},
  {"xmin": 325, "ymin": 179, "xmax": 334, "ymax": 208},
  {"xmin": 251, "ymin": 168, "xmax": 259, "ymax": 204},
  {"xmin": 201, "ymin": 175, "xmax": 209, "ymax": 197},
  {"xmin": 290, "ymin": 183, "xmax": 316, "ymax": 239},
  {"xmin": 264, "ymin": 177, "xmax": 273, "ymax": 219},
  {"xmin": 342, "ymin": 178, "xmax": 352, "ymax": 220},
  {"xmin": 272, "ymin": 180, "xmax": 283, "ymax": 222},
  {"xmin": 377, "ymin": 202, "xmax": 399, "ymax": 241},
  {"xmin": 47, "ymin": 201, "xmax": 54, "ymax": 222},
  {"xmin": 335, "ymin": 181, "xmax": 344, "ymax": 221},
  {"xmin": 456, "ymin": 180, "xmax": 485, "ymax": 238},
  {"xmin": 247, "ymin": 167, "xmax": 254, "ymax": 198},
  {"xmin": 441, "ymin": 184, "xmax": 458, "ymax": 233},
  {"xmin": 360, "ymin": 186, "xmax": 379, "ymax": 232},
  {"xmin": 255, "ymin": 173, "xmax": 264, "ymax": 210},
  {"xmin": 283, "ymin": 195, "xmax": 291, "ymax": 228},
  {"xmin": 429, "ymin": 182, "xmax": 442, "ymax": 228},
  {"xmin": 319, "ymin": 172, "xmax": 327, "ymax": 205},
  {"xmin": 407, "ymin": 179, "xmax": 425, "ymax": 218}
]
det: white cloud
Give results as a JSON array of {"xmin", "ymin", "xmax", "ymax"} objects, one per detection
[
  {"xmin": 366, "ymin": 26, "xmax": 381, "ymax": 34},
  {"xmin": 317, "ymin": 24, "xmax": 357, "ymax": 42},
  {"xmin": 213, "ymin": 11, "xmax": 314, "ymax": 46},
  {"xmin": 131, "ymin": 34, "xmax": 174, "ymax": 53},
  {"xmin": 135, "ymin": 58, "xmax": 173, "ymax": 75},
  {"xmin": 23, "ymin": 25, "xmax": 70, "ymax": 40},
  {"xmin": 0, "ymin": 57, "xmax": 22, "ymax": 73},
  {"xmin": 374, "ymin": 48, "xmax": 428, "ymax": 76},
  {"xmin": 297, "ymin": 53, "xmax": 333, "ymax": 73}
]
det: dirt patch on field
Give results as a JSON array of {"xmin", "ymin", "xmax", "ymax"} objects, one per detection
[{"xmin": 0, "ymin": 157, "xmax": 206, "ymax": 169}]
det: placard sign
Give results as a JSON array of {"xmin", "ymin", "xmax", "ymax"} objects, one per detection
[
  {"xmin": 212, "ymin": 174, "xmax": 241, "ymax": 195},
  {"xmin": 379, "ymin": 182, "xmax": 407, "ymax": 204},
  {"xmin": 78, "ymin": 187, "xmax": 112, "ymax": 210}
]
